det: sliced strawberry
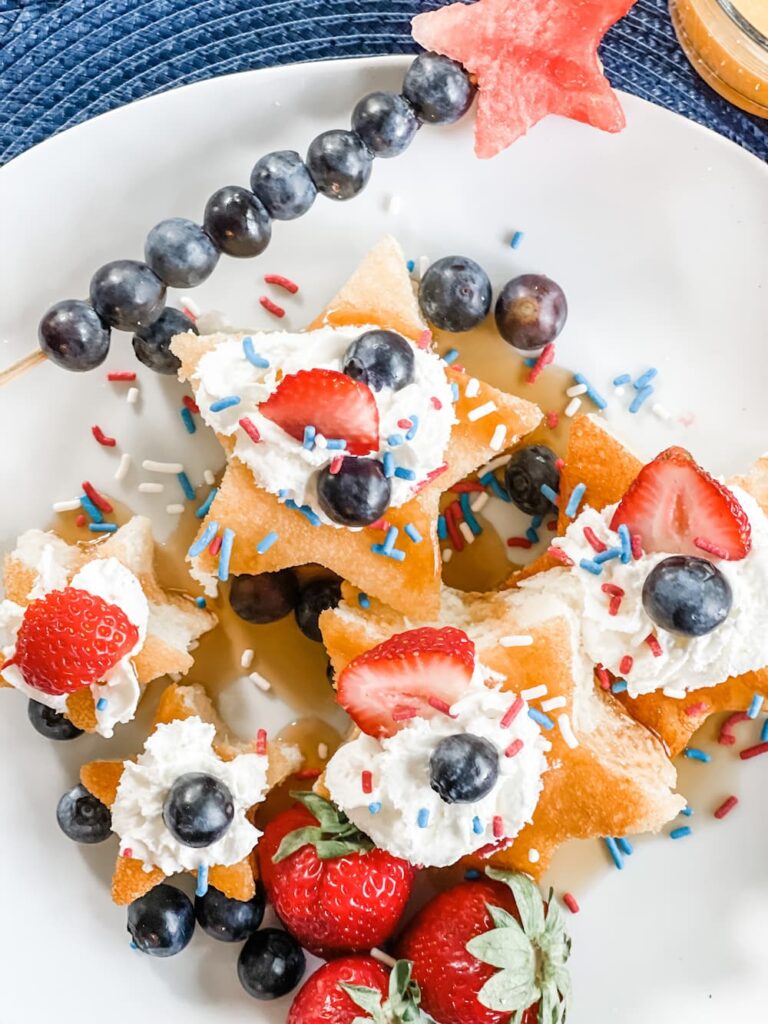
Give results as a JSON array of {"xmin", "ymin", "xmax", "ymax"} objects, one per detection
[
  {"xmin": 337, "ymin": 626, "xmax": 476, "ymax": 738},
  {"xmin": 610, "ymin": 447, "xmax": 751, "ymax": 561},
  {"xmin": 258, "ymin": 368, "xmax": 379, "ymax": 456}
]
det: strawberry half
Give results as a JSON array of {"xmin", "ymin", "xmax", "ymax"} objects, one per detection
[
  {"xmin": 610, "ymin": 447, "xmax": 751, "ymax": 561},
  {"xmin": 336, "ymin": 625, "xmax": 476, "ymax": 738},
  {"xmin": 5, "ymin": 587, "xmax": 139, "ymax": 696},
  {"xmin": 258, "ymin": 368, "xmax": 379, "ymax": 456}
]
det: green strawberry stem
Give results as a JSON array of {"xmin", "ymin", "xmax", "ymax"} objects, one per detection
[
  {"xmin": 341, "ymin": 959, "xmax": 435, "ymax": 1024},
  {"xmin": 272, "ymin": 790, "xmax": 374, "ymax": 862}
]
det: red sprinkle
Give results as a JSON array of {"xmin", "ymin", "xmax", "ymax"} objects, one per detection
[
  {"xmin": 631, "ymin": 534, "xmax": 643, "ymax": 559},
  {"xmin": 608, "ymin": 595, "xmax": 623, "ymax": 616},
  {"xmin": 501, "ymin": 697, "xmax": 525, "ymax": 729},
  {"xmin": 428, "ymin": 695, "xmax": 454, "ymax": 716},
  {"xmin": 527, "ymin": 343, "xmax": 555, "ymax": 384},
  {"xmin": 368, "ymin": 518, "xmax": 391, "ymax": 531},
  {"xmin": 238, "ymin": 417, "xmax": 262, "ymax": 444},
  {"xmin": 694, "ymin": 536, "xmax": 730, "ymax": 560},
  {"xmin": 685, "ymin": 701, "xmax": 710, "ymax": 717},
  {"xmin": 82, "ymin": 481, "xmax": 113, "ymax": 513},
  {"xmin": 595, "ymin": 664, "xmax": 611, "ymax": 690},
  {"xmin": 714, "ymin": 795, "xmax": 739, "ymax": 819},
  {"xmin": 719, "ymin": 711, "xmax": 751, "ymax": 745},
  {"xmin": 619, "ymin": 655, "xmax": 634, "ymax": 675},
  {"xmin": 562, "ymin": 893, "xmax": 580, "ymax": 914},
  {"xmin": 413, "ymin": 463, "xmax": 448, "ymax": 495},
  {"xmin": 545, "ymin": 411, "xmax": 560, "ymax": 429},
  {"xmin": 548, "ymin": 546, "xmax": 574, "ymax": 566},
  {"xmin": 107, "ymin": 371, "xmax": 136, "ymax": 382},
  {"xmin": 361, "ymin": 770, "xmax": 373, "ymax": 794},
  {"xmin": 430, "ymin": 396, "xmax": 443, "ymax": 410},
  {"xmin": 601, "ymin": 583, "xmax": 625, "ymax": 597},
  {"xmin": 255, "ymin": 729, "xmax": 267, "ymax": 756},
  {"xmin": 740, "ymin": 742, "xmax": 768, "ymax": 761},
  {"xmin": 418, "ymin": 329, "xmax": 432, "ymax": 350},
  {"xmin": 583, "ymin": 526, "xmax": 607, "ymax": 553},
  {"xmin": 259, "ymin": 295, "xmax": 286, "ymax": 318},
  {"xmin": 295, "ymin": 768, "xmax": 321, "ymax": 780},
  {"xmin": 264, "ymin": 273, "xmax": 299, "ymax": 294},
  {"xmin": 645, "ymin": 634, "xmax": 663, "ymax": 658},
  {"xmin": 504, "ymin": 738, "xmax": 524, "ymax": 758},
  {"xmin": 122, "ymin": 848, "xmax": 133, "ymax": 859},
  {"xmin": 507, "ymin": 537, "xmax": 534, "ymax": 549},
  {"xmin": 329, "ymin": 455, "xmax": 344, "ymax": 475},
  {"xmin": 554, "ymin": 458, "xmax": 565, "ymax": 471},
  {"xmin": 444, "ymin": 503, "xmax": 465, "ymax": 552},
  {"xmin": 392, "ymin": 706, "xmax": 418, "ymax": 722},
  {"xmin": 91, "ymin": 425, "xmax": 116, "ymax": 447},
  {"xmin": 492, "ymin": 816, "xmax": 504, "ymax": 838},
  {"xmin": 181, "ymin": 306, "xmax": 198, "ymax": 322},
  {"xmin": 209, "ymin": 535, "xmax": 222, "ymax": 556},
  {"xmin": 182, "ymin": 395, "xmax": 200, "ymax": 414},
  {"xmin": 397, "ymin": 418, "xmax": 413, "ymax": 430},
  {"xmin": 75, "ymin": 514, "xmax": 87, "ymax": 528},
  {"xmin": 450, "ymin": 481, "xmax": 486, "ymax": 494},
  {"xmin": 547, "ymin": 519, "xmax": 559, "ymax": 531}
]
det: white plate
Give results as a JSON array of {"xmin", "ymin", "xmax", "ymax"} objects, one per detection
[{"xmin": 1, "ymin": 56, "xmax": 767, "ymax": 1024}]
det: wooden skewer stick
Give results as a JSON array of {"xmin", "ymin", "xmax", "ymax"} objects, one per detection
[{"xmin": 0, "ymin": 349, "xmax": 47, "ymax": 387}]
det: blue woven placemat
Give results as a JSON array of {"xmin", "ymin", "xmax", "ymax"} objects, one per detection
[{"xmin": 0, "ymin": 0, "xmax": 766, "ymax": 164}]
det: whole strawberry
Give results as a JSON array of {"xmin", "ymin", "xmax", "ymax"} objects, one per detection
[
  {"xmin": 398, "ymin": 868, "xmax": 571, "ymax": 1024},
  {"xmin": 258, "ymin": 792, "xmax": 416, "ymax": 958},
  {"xmin": 288, "ymin": 956, "xmax": 429, "ymax": 1024}
]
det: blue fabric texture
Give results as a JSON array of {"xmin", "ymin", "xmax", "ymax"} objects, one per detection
[{"xmin": 0, "ymin": 0, "xmax": 765, "ymax": 165}]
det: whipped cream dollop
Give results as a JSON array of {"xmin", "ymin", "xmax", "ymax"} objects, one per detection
[
  {"xmin": 521, "ymin": 487, "xmax": 768, "ymax": 697},
  {"xmin": 192, "ymin": 325, "xmax": 456, "ymax": 527},
  {"xmin": 111, "ymin": 717, "xmax": 268, "ymax": 875},
  {"xmin": 325, "ymin": 664, "xmax": 549, "ymax": 868},
  {"xmin": 0, "ymin": 531, "xmax": 149, "ymax": 737}
]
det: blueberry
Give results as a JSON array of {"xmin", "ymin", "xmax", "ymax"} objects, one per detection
[
  {"xmin": 351, "ymin": 92, "xmax": 419, "ymax": 158},
  {"xmin": 317, "ymin": 457, "xmax": 392, "ymax": 528},
  {"xmin": 495, "ymin": 275, "xmax": 568, "ymax": 351},
  {"xmin": 28, "ymin": 699, "xmax": 83, "ymax": 741},
  {"xmin": 306, "ymin": 130, "xmax": 373, "ymax": 201},
  {"xmin": 89, "ymin": 259, "xmax": 166, "ymax": 332},
  {"xmin": 204, "ymin": 186, "xmax": 272, "ymax": 258},
  {"xmin": 229, "ymin": 570, "xmax": 300, "ymax": 624},
  {"xmin": 237, "ymin": 928, "xmax": 305, "ymax": 1000},
  {"xmin": 250, "ymin": 150, "xmax": 317, "ymax": 221},
  {"xmin": 162, "ymin": 773, "xmax": 234, "ymax": 848},
  {"xmin": 195, "ymin": 882, "xmax": 265, "ymax": 942},
  {"xmin": 144, "ymin": 217, "xmax": 219, "ymax": 288},
  {"xmin": 419, "ymin": 256, "xmax": 492, "ymax": 332},
  {"xmin": 38, "ymin": 300, "xmax": 111, "ymax": 372},
  {"xmin": 642, "ymin": 556, "xmax": 732, "ymax": 638},
  {"xmin": 132, "ymin": 307, "xmax": 198, "ymax": 375},
  {"xmin": 128, "ymin": 884, "xmax": 195, "ymax": 957},
  {"xmin": 342, "ymin": 329, "xmax": 415, "ymax": 392},
  {"xmin": 402, "ymin": 51, "xmax": 476, "ymax": 125},
  {"xmin": 295, "ymin": 577, "xmax": 343, "ymax": 642},
  {"xmin": 430, "ymin": 733, "xmax": 499, "ymax": 804},
  {"xmin": 504, "ymin": 445, "xmax": 560, "ymax": 516},
  {"xmin": 57, "ymin": 784, "xmax": 112, "ymax": 844}
]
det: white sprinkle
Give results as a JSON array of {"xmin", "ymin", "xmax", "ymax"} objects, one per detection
[
  {"xmin": 138, "ymin": 482, "xmax": 164, "ymax": 494},
  {"xmin": 114, "ymin": 452, "xmax": 132, "ymax": 481},
  {"xmin": 385, "ymin": 193, "xmax": 402, "ymax": 215},
  {"xmin": 142, "ymin": 459, "xmax": 184, "ymax": 474},
  {"xmin": 541, "ymin": 696, "xmax": 567, "ymax": 713},
  {"xmin": 566, "ymin": 383, "xmax": 588, "ymax": 398},
  {"xmin": 371, "ymin": 948, "xmax": 398, "ymax": 968},
  {"xmin": 528, "ymin": 848, "xmax": 540, "ymax": 864},
  {"xmin": 240, "ymin": 649, "xmax": 255, "ymax": 670},
  {"xmin": 662, "ymin": 686, "xmax": 687, "ymax": 700},
  {"xmin": 169, "ymin": 672, "xmax": 182, "ymax": 683},
  {"xmin": 564, "ymin": 396, "xmax": 582, "ymax": 418},
  {"xmin": 558, "ymin": 713, "xmax": 579, "ymax": 749},
  {"xmin": 522, "ymin": 684, "xmax": 548, "ymax": 701},
  {"xmin": 249, "ymin": 671, "xmax": 272, "ymax": 693},
  {"xmin": 465, "ymin": 377, "xmax": 480, "ymax": 398},
  {"xmin": 418, "ymin": 255, "xmax": 430, "ymax": 280},
  {"xmin": 203, "ymin": 469, "xmax": 216, "ymax": 486},
  {"xmin": 442, "ymin": 548, "xmax": 453, "ymax": 563},
  {"xmin": 480, "ymin": 454, "xmax": 512, "ymax": 474},
  {"xmin": 499, "ymin": 635, "xmax": 534, "ymax": 648},
  {"xmin": 180, "ymin": 295, "xmax": 201, "ymax": 316},
  {"xmin": 468, "ymin": 400, "xmax": 497, "ymax": 422},
  {"xmin": 490, "ymin": 424, "xmax": 507, "ymax": 451},
  {"xmin": 314, "ymin": 434, "xmax": 327, "ymax": 449},
  {"xmin": 318, "ymin": 743, "xmax": 329, "ymax": 760},
  {"xmin": 126, "ymin": 386, "xmax": 140, "ymax": 405},
  {"xmin": 166, "ymin": 503, "xmax": 185, "ymax": 514},
  {"xmin": 471, "ymin": 492, "xmax": 489, "ymax": 514},
  {"xmin": 52, "ymin": 499, "xmax": 81, "ymax": 513},
  {"xmin": 652, "ymin": 402, "xmax": 672, "ymax": 422},
  {"xmin": 459, "ymin": 522, "xmax": 475, "ymax": 545},
  {"xmin": 614, "ymin": 385, "xmax": 626, "ymax": 397}
]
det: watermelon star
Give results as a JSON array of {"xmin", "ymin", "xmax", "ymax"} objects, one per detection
[{"xmin": 412, "ymin": 0, "xmax": 636, "ymax": 158}]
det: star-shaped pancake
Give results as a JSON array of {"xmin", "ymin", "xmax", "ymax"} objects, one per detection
[
  {"xmin": 0, "ymin": 517, "xmax": 215, "ymax": 732},
  {"xmin": 80, "ymin": 683, "xmax": 302, "ymax": 905},
  {"xmin": 172, "ymin": 237, "xmax": 541, "ymax": 618},
  {"xmin": 319, "ymin": 581, "xmax": 683, "ymax": 878},
  {"xmin": 412, "ymin": 0, "xmax": 635, "ymax": 157},
  {"xmin": 511, "ymin": 414, "xmax": 768, "ymax": 756}
]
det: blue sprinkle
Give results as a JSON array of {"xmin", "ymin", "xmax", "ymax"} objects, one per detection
[
  {"xmin": 526, "ymin": 527, "xmax": 540, "ymax": 544},
  {"xmin": 437, "ymin": 515, "xmax": 447, "ymax": 541},
  {"xmin": 95, "ymin": 698, "xmax": 108, "ymax": 712},
  {"xmin": 383, "ymin": 452, "xmax": 395, "ymax": 478},
  {"xmin": 670, "ymin": 826, "xmax": 692, "ymax": 840},
  {"xmin": 472, "ymin": 816, "xmax": 484, "ymax": 835},
  {"xmin": 617, "ymin": 524, "xmax": 632, "ymax": 563},
  {"xmin": 528, "ymin": 707, "xmax": 554, "ymax": 730},
  {"xmin": 524, "ymin": 357, "xmax": 537, "ymax": 368},
  {"xmin": 303, "ymin": 425, "xmax": 316, "ymax": 449},
  {"xmin": 761, "ymin": 719, "xmax": 768, "ymax": 743},
  {"xmin": 177, "ymin": 471, "xmax": 195, "ymax": 501},
  {"xmin": 358, "ymin": 592, "xmax": 371, "ymax": 609},
  {"xmin": 256, "ymin": 531, "xmax": 278, "ymax": 554},
  {"xmin": 129, "ymin": 941, "xmax": 139, "ymax": 951},
  {"xmin": 564, "ymin": 482, "xmax": 587, "ymax": 519},
  {"xmin": 540, "ymin": 483, "xmax": 559, "ymax": 505},
  {"xmin": 594, "ymin": 547, "xmax": 621, "ymax": 564},
  {"xmin": 368, "ymin": 802, "xmax": 382, "ymax": 815},
  {"xmin": 683, "ymin": 747, "xmax": 711, "ymax": 763},
  {"xmin": 196, "ymin": 487, "xmax": 218, "ymax": 519},
  {"xmin": 574, "ymin": 373, "xmax": 607, "ymax": 411},
  {"xmin": 680, "ymin": 805, "xmax": 694, "ymax": 817},
  {"xmin": 406, "ymin": 260, "xmax": 415, "ymax": 273},
  {"xmin": 405, "ymin": 415, "xmax": 419, "ymax": 440},
  {"xmin": 209, "ymin": 395, "xmax": 241, "ymax": 413},
  {"xmin": 278, "ymin": 488, "xmax": 289, "ymax": 499},
  {"xmin": 531, "ymin": 514, "xmax": 544, "ymax": 529},
  {"xmin": 217, "ymin": 528, "xmax": 235, "ymax": 581},
  {"xmin": 188, "ymin": 521, "xmax": 219, "ymax": 558},
  {"xmin": 89, "ymin": 523, "xmax": 118, "ymax": 534},
  {"xmin": 460, "ymin": 493, "xmax": 482, "ymax": 536},
  {"xmin": 195, "ymin": 597, "xmax": 206, "ymax": 609},
  {"xmin": 579, "ymin": 558, "xmax": 603, "ymax": 576},
  {"xmin": 394, "ymin": 467, "xmax": 416, "ymax": 480},
  {"xmin": 611, "ymin": 680, "xmax": 628, "ymax": 694},
  {"xmin": 629, "ymin": 386, "xmax": 654, "ymax": 414},
  {"xmin": 285, "ymin": 499, "xmax": 321, "ymax": 527},
  {"xmin": 450, "ymin": 382, "xmax": 459, "ymax": 402},
  {"xmin": 242, "ymin": 336, "xmax": 270, "ymax": 369},
  {"xmin": 370, "ymin": 543, "xmax": 406, "ymax": 562},
  {"xmin": 615, "ymin": 837, "xmax": 633, "ymax": 856},
  {"xmin": 79, "ymin": 494, "xmax": 103, "ymax": 524},
  {"xmin": 634, "ymin": 367, "xmax": 658, "ymax": 390},
  {"xmin": 481, "ymin": 472, "xmax": 511, "ymax": 502},
  {"xmin": 747, "ymin": 694, "xmax": 764, "ymax": 719},
  {"xmin": 382, "ymin": 527, "xmax": 399, "ymax": 554},
  {"xmin": 404, "ymin": 523, "xmax": 423, "ymax": 544},
  {"xmin": 325, "ymin": 439, "xmax": 347, "ymax": 450},
  {"xmin": 613, "ymin": 373, "xmax": 632, "ymax": 387},
  {"xmin": 510, "ymin": 230, "xmax": 524, "ymax": 249},
  {"xmin": 604, "ymin": 837, "xmax": 624, "ymax": 870},
  {"xmin": 388, "ymin": 434, "xmax": 405, "ymax": 447},
  {"xmin": 180, "ymin": 406, "xmax": 196, "ymax": 434},
  {"xmin": 465, "ymin": 868, "xmax": 481, "ymax": 880},
  {"xmin": 417, "ymin": 808, "xmax": 430, "ymax": 829},
  {"xmin": 442, "ymin": 348, "xmax": 460, "ymax": 365},
  {"xmin": 196, "ymin": 865, "xmax": 209, "ymax": 898}
]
